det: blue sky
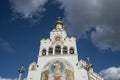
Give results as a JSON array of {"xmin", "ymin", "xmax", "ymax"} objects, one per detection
[{"xmin": 0, "ymin": 0, "xmax": 120, "ymax": 80}]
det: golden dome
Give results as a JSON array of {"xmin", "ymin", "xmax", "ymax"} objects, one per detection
[{"xmin": 56, "ymin": 17, "xmax": 63, "ymax": 25}]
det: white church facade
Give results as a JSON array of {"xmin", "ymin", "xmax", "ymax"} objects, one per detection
[{"xmin": 26, "ymin": 19, "xmax": 104, "ymax": 80}]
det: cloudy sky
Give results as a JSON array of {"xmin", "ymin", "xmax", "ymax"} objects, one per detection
[{"xmin": 0, "ymin": 0, "xmax": 120, "ymax": 80}]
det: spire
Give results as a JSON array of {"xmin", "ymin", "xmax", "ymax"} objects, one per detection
[
  {"xmin": 86, "ymin": 57, "xmax": 93, "ymax": 71},
  {"xmin": 18, "ymin": 66, "xmax": 25, "ymax": 80}
]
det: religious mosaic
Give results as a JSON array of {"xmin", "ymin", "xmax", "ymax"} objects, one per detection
[{"xmin": 41, "ymin": 58, "xmax": 74, "ymax": 80}]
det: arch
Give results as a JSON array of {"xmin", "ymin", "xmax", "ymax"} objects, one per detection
[
  {"xmin": 42, "ymin": 48, "xmax": 46, "ymax": 56},
  {"xmin": 69, "ymin": 47, "xmax": 74, "ymax": 54},
  {"xmin": 48, "ymin": 47, "xmax": 53, "ymax": 55},
  {"xmin": 55, "ymin": 45, "xmax": 61, "ymax": 55},
  {"xmin": 63, "ymin": 46, "xmax": 68, "ymax": 54}
]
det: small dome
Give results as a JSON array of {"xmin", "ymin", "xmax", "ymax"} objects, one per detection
[{"xmin": 56, "ymin": 17, "xmax": 63, "ymax": 25}]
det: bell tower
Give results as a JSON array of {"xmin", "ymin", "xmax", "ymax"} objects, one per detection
[{"xmin": 37, "ymin": 18, "xmax": 79, "ymax": 80}]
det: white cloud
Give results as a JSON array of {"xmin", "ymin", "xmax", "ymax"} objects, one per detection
[
  {"xmin": 9, "ymin": 0, "xmax": 47, "ymax": 18},
  {"xmin": 91, "ymin": 26, "xmax": 120, "ymax": 51},
  {"xmin": 9, "ymin": 0, "xmax": 120, "ymax": 51},
  {"xmin": 56, "ymin": 0, "xmax": 120, "ymax": 51},
  {"xmin": 56, "ymin": 0, "xmax": 98, "ymax": 36},
  {"xmin": 0, "ymin": 77, "xmax": 17, "ymax": 80},
  {"xmin": 99, "ymin": 67, "xmax": 120, "ymax": 80}
]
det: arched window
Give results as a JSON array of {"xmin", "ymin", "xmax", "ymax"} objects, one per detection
[
  {"xmin": 42, "ymin": 49, "xmax": 46, "ymax": 56},
  {"xmin": 55, "ymin": 45, "xmax": 61, "ymax": 55},
  {"xmin": 63, "ymin": 46, "xmax": 68, "ymax": 54},
  {"xmin": 48, "ymin": 47, "xmax": 53, "ymax": 55},
  {"xmin": 69, "ymin": 47, "xmax": 74, "ymax": 54}
]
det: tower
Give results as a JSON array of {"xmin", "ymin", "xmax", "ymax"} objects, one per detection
[{"xmin": 26, "ymin": 18, "xmax": 104, "ymax": 80}]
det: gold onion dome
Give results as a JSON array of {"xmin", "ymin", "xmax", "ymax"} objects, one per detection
[{"xmin": 56, "ymin": 17, "xmax": 63, "ymax": 25}]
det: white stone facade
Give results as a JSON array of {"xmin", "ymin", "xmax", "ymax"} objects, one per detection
[{"xmin": 26, "ymin": 19, "xmax": 104, "ymax": 80}]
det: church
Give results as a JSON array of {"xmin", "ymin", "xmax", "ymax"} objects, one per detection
[{"xmin": 26, "ymin": 19, "xmax": 104, "ymax": 80}]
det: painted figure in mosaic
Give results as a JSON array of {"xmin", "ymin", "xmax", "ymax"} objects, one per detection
[
  {"xmin": 53, "ymin": 60, "xmax": 62, "ymax": 74},
  {"xmin": 41, "ymin": 70, "xmax": 49, "ymax": 80},
  {"xmin": 65, "ymin": 69, "xmax": 74, "ymax": 80}
]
